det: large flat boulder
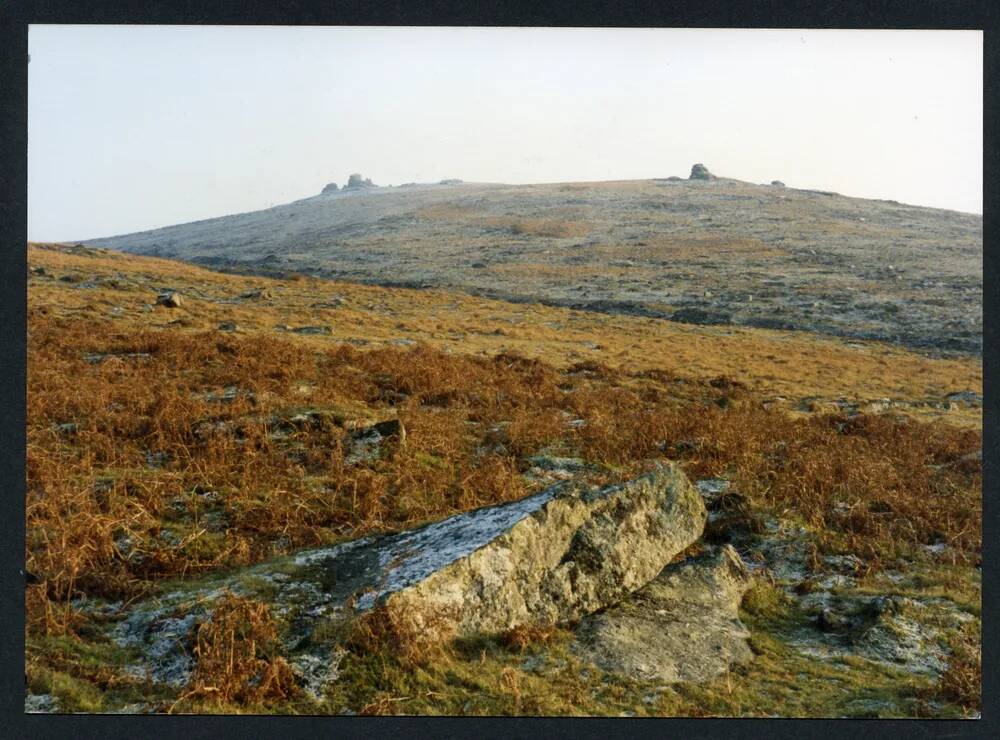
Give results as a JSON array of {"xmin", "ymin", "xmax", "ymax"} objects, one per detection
[
  {"xmin": 110, "ymin": 463, "xmax": 706, "ymax": 690},
  {"xmin": 574, "ymin": 544, "xmax": 754, "ymax": 684},
  {"xmin": 366, "ymin": 462, "xmax": 707, "ymax": 638}
]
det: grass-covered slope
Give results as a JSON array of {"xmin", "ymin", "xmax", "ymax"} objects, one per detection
[{"xmin": 26, "ymin": 244, "xmax": 981, "ymax": 717}]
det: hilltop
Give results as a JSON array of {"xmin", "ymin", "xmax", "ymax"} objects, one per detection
[{"xmin": 81, "ymin": 170, "xmax": 983, "ymax": 355}]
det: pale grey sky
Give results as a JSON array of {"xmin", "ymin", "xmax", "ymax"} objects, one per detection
[{"xmin": 28, "ymin": 26, "xmax": 982, "ymax": 241}]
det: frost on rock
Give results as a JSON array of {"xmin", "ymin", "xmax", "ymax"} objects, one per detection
[
  {"xmin": 352, "ymin": 485, "xmax": 560, "ymax": 611},
  {"xmin": 25, "ymin": 693, "xmax": 60, "ymax": 714},
  {"xmin": 106, "ymin": 463, "xmax": 707, "ymax": 689}
]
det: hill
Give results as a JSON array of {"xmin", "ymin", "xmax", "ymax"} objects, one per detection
[
  {"xmin": 25, "ymin": 244, "xmax": 981, "ymax": 717},
  {"xmin": 81, "ymin": 173, "xmax": 983, "ymax": 355}
]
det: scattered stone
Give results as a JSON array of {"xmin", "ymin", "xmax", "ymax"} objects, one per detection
[
  {"xmin": 145, "ymin": 450, "xmax": 170, "ymax": 468},
  {"xmin": 344, "ymin": 418, "xmax": 405, "ymax": 464},
  {"xmin": 290, "ymin": 326, "xmax": 332, "ymax": 336},
  {"xmin": 439, "ymin": 179, "xmax": 464, "ymax": 185},
  {"xmin": 218, "ymin": 321, "xmax": 240, "ymax": 332},
  {"xmin": 201, "ymin": 385, "xmax": 254, "ymax": 403},
  {"xmin": 239, "ymin": 287, "xmax": 272, "ymax": 300},
  {"xmin": 689, "ymin": 163, "xmax": 717, "ymax": 181},
  {"xmin": 574, "ymin": 545, "xmax": 754, "ymax": 684},
  {"xmin": 861, "ymin": 398, "xmax": 894, "ymax": 414},
  {"xmin": 524, "ymin": 455, "xmax": 592, "ymax": 483},
  {"xmin": 25, "ymin": 692, "xmax": 60, "ymax": 714},
  {"xmin": 370, "ymin": 417, "xmax": 406, "ymax": 443},
  {"xmin": 794, "ymin": 591, "xmax": 973, "ymax": 677},
  {"xmin": 665, "ymin": 176, "xmax": 683, "ymax": 181},
  {"xmin": 156, "ymin": 291, "xmax": 182, "ymax": 308},
  {"xmin": 289, "ymin": 650, "xmax": 347, "ymax": 699},
  {"xmin": 83, "ymin": 351, "xmax": 152, "ymax": 364},
  {"xmin": 311, "ymin": 296, "xmax": 346, "ymax": 308},
  {"xmin": 695, "ymin": 478, "xmax": 730, "ymax": 504},
  {"xmin": 114, "ymin": 608, "xmax": 205, "ymax": 687},
  {"xmin": 945, "ymin": 390, "xmax": 982, "ymax": 408},
  {"xmin": 771, "ymin": 180, "xmax": 786, "ymax": 187}
]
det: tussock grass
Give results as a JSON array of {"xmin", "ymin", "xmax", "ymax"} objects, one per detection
[{"xmin": 173, "ymin": 593, "xmax": 298, "ymax": 710}]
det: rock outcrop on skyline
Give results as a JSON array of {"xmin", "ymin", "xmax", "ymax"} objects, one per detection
[{"xmin": 689, "ymin": 163, "xmax": 716, "ymax": 180}]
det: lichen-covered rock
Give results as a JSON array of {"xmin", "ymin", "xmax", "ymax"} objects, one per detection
[
  {"xmin": 371, "ymin": 463, "xmax": 707, "ymax": 639},
  {"xmin": 108, "ymin": 464, "xmax": 705, "ymax": 686},
  {"xmin": 574, "ymin": 544, "xmax": 754, "ymax": 684}
]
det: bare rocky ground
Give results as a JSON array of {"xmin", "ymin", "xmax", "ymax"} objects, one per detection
[{"xmin": 84, "ymin": 171, "xmax": 982, "ymax": 356}]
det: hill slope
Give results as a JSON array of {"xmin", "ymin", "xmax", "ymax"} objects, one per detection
[
  {"xmin": 82, "ymin": 175, "xmax": 983, "ymax": 355},
  {"xmin": 25, "ymin": 243, "xmax": 982, "ymax": 717}
]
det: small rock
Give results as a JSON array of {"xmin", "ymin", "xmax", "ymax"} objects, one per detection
[
  {"xmin": 145, "ymin": 450, "xmax": 170, "ymax": 468},
  {"xmin": 945, "ymin": 390, "xmax": 982, "ymax": 408},
  {"xmin": 371, "ymin": 418, "xmax": 406, "ymax": 444},
  {"xmin": 771, "ymin": 180, "xmax": 785, "ymax": 187},
  {"xmin": 695, "ymin": 478, "xmax": 730, "ymax": 503},
  {"xmin": 291, "ymin": 326, "xmax": 332, "ymax": 336},
  {"xmin": 156, "ymin": 292, "xmax": 182, "ymax": 308},
  {"xmin": 25, "ymin": 692, "xmax": 59, "ymax": 713},
  {"xmin": 218, "ymin": 321, "xmax": 240, "ymax": 332},
  {"xmin": 817, "ymin": 607, "xmax": 852, "ymax": 632}
]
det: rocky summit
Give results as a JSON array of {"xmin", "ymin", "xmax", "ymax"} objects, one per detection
[{"xmin": 689, "ymin": 162, "xmax": 716, "ymax": 180}]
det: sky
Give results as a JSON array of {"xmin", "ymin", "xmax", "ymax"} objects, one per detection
[{"xmin": 28, "ymin": 26, "xmax": 983, "ymax": 241}]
